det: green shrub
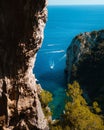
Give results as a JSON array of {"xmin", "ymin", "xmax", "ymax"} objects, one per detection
[
  {"xmin": 40, "ymin": 90, "xmax": 53, "ymax": 107},
  {"xmin": 62, "ymin": 81, "xmax": 104, "ymax": 130},
  {"xmin": 39, "ymin": 90, "xmax": 53, "ymax": 119}
]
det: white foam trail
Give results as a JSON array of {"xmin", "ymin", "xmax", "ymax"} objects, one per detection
[
  {"xmin": 58, "ymin": 54, "xmax": 66, "ymax": 62},
  {"xmin": 47, "ymin": 44, "xmax": 60, "ymax": 47},
  {"xmin": 47, "ymin": 44, "xmax": 55, "ymax": 47},
  {"xmin": 46, "ymin": 50, "xmax": 65, "ymax": 54},
  {"xmin": 54, "ymin": 54, "xmax": 66, "ymax": 67}
]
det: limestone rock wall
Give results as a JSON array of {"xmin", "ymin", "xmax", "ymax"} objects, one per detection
[
  {"xmin": 0, "ymin": 0, "xmax": 48, "ymax": 130},
  {"xmin": 66, "ymin": 30, "xmax": 104, "ymax": 82}
]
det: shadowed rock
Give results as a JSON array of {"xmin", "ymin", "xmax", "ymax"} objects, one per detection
[
  {"xmin": 0, "ymin": 0, "xmax": 48, "ymax": 129},
  {"xmin": 66, "ymin": 30, "xmax": 104, "ymax": 82}
]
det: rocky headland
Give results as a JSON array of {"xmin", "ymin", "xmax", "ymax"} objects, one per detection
[
  {"xmin": 66, "ymin": 29, "xmax": 104, "ymax": 108},
  {"xmin": 66, "ymin": 29, "xmax": 104, "ymax": 81}
]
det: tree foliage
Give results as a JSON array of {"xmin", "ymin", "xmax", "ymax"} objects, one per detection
[
  {"xmin": 93, "ymin": 101, "xmax": 102, "ymax": 114},
  {"xmin": 62, "ymin": 81, "xmax": 104, "ymax": 130},
  {"xmin": 39, "ymin": 89, "xmax": 53, "ymax": 119},
  {"xmin": 40, "ymin": 90, "xmax": 53, "ymax": 107}
]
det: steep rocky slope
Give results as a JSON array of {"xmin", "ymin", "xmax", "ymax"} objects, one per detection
[
  {"xmin": 66, "ymin": 30, "xmax": 104, "ymax": 82},
  {"xmin": 66, "ymin": 29, "xmax": 104, "ymax": 109},
  {"xmin": 0, "ymin": 0, "xmax": 48, "ymax": 130}
]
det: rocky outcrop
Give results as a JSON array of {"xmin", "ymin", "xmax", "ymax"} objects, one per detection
[
  {"xmin": 0, "ymin": 0, "xmax": 48, "ymax": 130},
  {"xmin": 66, "ymin": 30, "xmax": 104, "ymax": 82}
]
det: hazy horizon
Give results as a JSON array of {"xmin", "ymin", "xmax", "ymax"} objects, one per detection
[
  {"xmin": 49, "ymin": 0, "xmax": 104, "ymax": 5},
  {"xmin": 48, "ymin": 4, "xmax": 104, "ymax": 6}
]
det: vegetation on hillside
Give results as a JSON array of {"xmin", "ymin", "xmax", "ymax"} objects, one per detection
[
  {"xmin": 39, "ymin": 90, "xmax": 53, "ymax": 119},
  {"xmin": 50, "ymin": 82, "xmax": 104, "ymax": 130},
  {"xmin": 40, "ymin": 42, "xmax": 104, "ymax": 129}
]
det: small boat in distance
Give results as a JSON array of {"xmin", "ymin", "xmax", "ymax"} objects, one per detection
[{"xmin": 50, "ymin": 60, "xmax": 55, "ymax": 69}]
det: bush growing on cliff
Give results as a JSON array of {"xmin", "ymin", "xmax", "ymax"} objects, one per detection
[
  {"xmin": 93, "ymin": 101, "xmax": 102, "ymax": 114},
  {"xmin": 39, "ymin": 90, "xmax": 53, "ymax": 119},
  {"xmin": 50, "ymin": 120, "xmax": 70, "ymax": 130},
  {"xmin": 61, "ymin": 81, "xmax": 104, "ymax": 130},
  {"xmin": 40, "ymin": 90, "xmax": 53, "ymax": 107},
  {"xmin": 49, "ymin": 82, "xmax": 104, "ymax": 130}
]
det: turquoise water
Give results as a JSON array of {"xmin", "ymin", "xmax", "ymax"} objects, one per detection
[{"xmin": 34, "ymin": 5, "xmax": 104, "ymax": 119}]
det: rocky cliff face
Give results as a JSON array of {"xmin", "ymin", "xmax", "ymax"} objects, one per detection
[
  {"xmin": 0, "ymin": 0, "xmax": 48, "ymax": 130},
  {"xmin": 66, "ymin": 30, "xmax": 104, "ymax": 82}
]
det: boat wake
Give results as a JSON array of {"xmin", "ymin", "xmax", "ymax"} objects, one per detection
[{"xmin": 50, "ymin": 60, "xmax": 55, "ymax": 69}]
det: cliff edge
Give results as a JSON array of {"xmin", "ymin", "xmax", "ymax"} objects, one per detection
[
  {"xmin": 66, "ymin": 30, "xmax": 104, "ymax": 109},
  {"xmin": 66, "ymin": 30, "xmax": 104, "ymax": 82},
  {"xmin": 0, "ymin": 0, "xmax": 48, "ymax": 130}
]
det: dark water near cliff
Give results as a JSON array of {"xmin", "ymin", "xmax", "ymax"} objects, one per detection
[{"xmin": 34, "ymin": 5, "xmax": 104, "ymax": 119}]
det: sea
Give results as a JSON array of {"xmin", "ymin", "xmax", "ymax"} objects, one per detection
[{"xmin": 34, "ymin": 5, "xmax": 104, "ymax": 119}]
